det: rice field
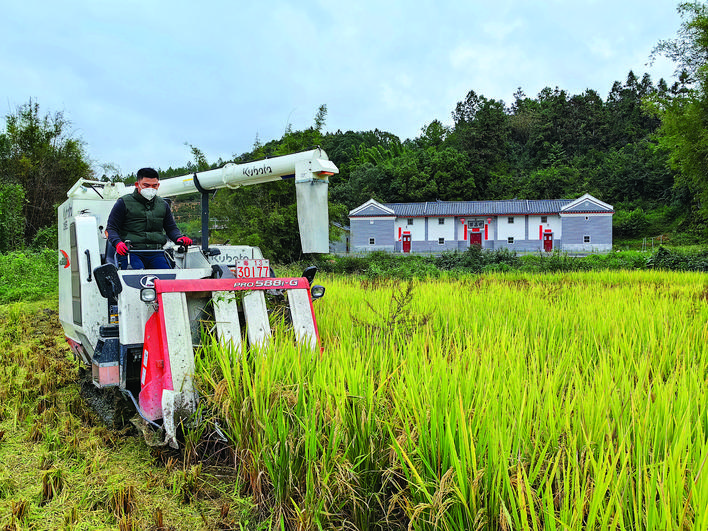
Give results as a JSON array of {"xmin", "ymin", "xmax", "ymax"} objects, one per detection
[{"xmin": 195, "ymin": 270, "xmax": 708, "ymax": 530}]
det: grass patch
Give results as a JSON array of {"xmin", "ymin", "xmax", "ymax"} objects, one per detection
[{"xmin": 0, "ymin": 250, "xmax": 58, "ymax": 304}]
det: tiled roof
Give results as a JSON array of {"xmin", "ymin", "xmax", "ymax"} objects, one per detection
[{"xmin": 359, "ymin": 199, "xmax": 576, "ymax": 217}]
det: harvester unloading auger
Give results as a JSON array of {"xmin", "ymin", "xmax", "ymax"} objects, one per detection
[{"xmin": 58, "ymin": 149, "xmax": 338, "ymax": 447}]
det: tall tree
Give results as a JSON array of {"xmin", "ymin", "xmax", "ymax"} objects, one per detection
[
  {"xmin": 424, "ymin": 147, "xmax": 476, "ymax": 200},
  {"xmin": 415, "ymin": 120, "xmax": 450, "ymax": 149},
  {"xmin": 651, "ymin": 1, "xmax": 708, "ymax": 82},
  {"xmin": 0, "ymin": 100, "xmax": 92, "ymax": 243},
  {"xmin": 646, "ymin": 1, "xmax": 708, "ymax": 224},
  {"xmin": 211, "ymin": 105, "xmax": 348, "ymax": 261},
  {"xmin": 606, "ymin": 71, "xmax": 661, "ymax": 147},
  {"xmin": 450, "ymin": 90, "xmax": 509, "ymax": 195}
]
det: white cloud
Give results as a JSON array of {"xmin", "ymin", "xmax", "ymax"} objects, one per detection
[
  {"xmin": 588, "ymin": 37, "xmax": 616, "ymax": 61},
  {"xmin": 482, "ymin": 18, "xmax": 525, "ymax": 41},
  {"xmin": 0, "ymin": 0, "xmax": 685, "ymax": 172}
]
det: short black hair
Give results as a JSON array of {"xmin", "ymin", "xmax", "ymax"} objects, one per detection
[{"xmin": 136, "ymin": 167, "xmax": 159, "ymax": 181}]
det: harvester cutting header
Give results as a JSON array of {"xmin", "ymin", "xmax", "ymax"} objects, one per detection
[{"xmin": 58, "ymin": 148, "xmax": 338, "ymax": 447}]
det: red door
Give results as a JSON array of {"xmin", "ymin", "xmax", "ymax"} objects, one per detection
[
  {"xmin": 469, "ymin": 232, "xmax": 482, "ymax": 247},
  {"xmin": 402, "ymin": 233, "xmax": 411, "ymax": 253},
  {"xmin": 543, "ymin": 233, "xmax": 553, "ymax": 252}
]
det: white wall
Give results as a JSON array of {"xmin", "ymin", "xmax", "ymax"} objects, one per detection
[
  {"xmin": 497, "ymin": 215, "xmax": 526, "ymax": 241},
  {"xmin": 394, "ymin": 217, "xmax": 426, "ymax": 241},
  {"xmin": 529, "ymin": 214, "xmax": 562, "ymax": 240},
  {"xmin": 427, "ymin": 217, "xmax": 456, "ymax": 242}
]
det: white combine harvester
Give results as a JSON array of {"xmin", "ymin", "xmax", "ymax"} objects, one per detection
[{"xmin": 58, "ymin": 149, "xmax": 337, "ymax": 447}]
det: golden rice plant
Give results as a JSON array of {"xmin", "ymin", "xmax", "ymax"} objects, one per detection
[{"xmin": 194, "ymin": 270, "xmax": 708, "ymax": 530}]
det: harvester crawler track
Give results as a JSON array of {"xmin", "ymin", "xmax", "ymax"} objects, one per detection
[{"xmin": 78, "ymin": 368, "xmax": 134, "ymax": 429}]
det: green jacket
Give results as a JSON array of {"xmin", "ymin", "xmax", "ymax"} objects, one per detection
[{"xmin": 106, "ymin": 189, "xmax": 182, "ymax": 250}]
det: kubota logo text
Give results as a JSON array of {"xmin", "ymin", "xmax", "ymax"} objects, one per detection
[{"xmin": 242, "ymin": 164, "xmax": 272, "ymax": 177}]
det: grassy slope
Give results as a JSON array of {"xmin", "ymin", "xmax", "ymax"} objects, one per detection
[{"xmin": 0, "ymin": 299, "xmax": 253, "ymax": 531}]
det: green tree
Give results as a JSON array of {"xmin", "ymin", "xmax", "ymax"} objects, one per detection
[
  {"xmin": 586, "ymin": 141, "xmax": 674, "ymax": 204},
  {"xmin": 211, "ymin": 105, "xmax": 347, "ymax": 261},
  {"xmin": 415, "ymin": 119, "xmax": 450, "ymax": 149},
  {"xmin": 0, "ymin": 99, "xmax": 92, "ymax": 243},
  {"xmin": 425, "ymin": 147, "xmax": 476, "ymax": 200},
  {"xmin": 486, "ymin": 171, "xmax": 522, "ymax": 199},
  {"xmin": 313, "ymin": 104, "xmax": 327, "ymax": 133},
  {"xmin": 525, "ymin": 87, "xmax": 574, "ymax": 168},
  {"xmin": 613, "ymin": 207, "xmax": 651, "ymax": 238},
  {"xmin": 507, "ymin": 88, "xmax": 541, "ymax": 171},
  {"xmin": 646, "ymin": 1, "xmax": 708, "ymax": 227},
  {"xmin": 566, "ymin": 89, "xmax": 608, "ymax": 154},
  {"xmin": 334, "ymin": 162, "xmax": 391, "ymax": 208},
  {"xmin": 606, "ymin": 72, "xmax": 661, "ymax": 147},
  {"xmin": 651, "ymin": 2, "xmax": 708, "ymax": 82},
  {"xmin": 0, "ymin": 183, "xmax": 25, "ymax": 251},
  {"xmin": 449, "ymin": 90, "xmax": 509, "ymax": 195},
  {"xmin": 521, "ymin": 165, "xmax": 580, "ymax": 199},
  {"xmin": 322, "ymin": 129, "xmax": 396, "ymax": 204},
  {"xmin": 389, "ymin": 150, "xmax": 434, "ymax": 202}
]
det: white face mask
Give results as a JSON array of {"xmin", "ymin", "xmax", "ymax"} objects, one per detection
[{"xmin": 140, "ymin": 187, "xmax": 158, "ymax": 200}]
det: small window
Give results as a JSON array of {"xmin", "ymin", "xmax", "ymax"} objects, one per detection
[
  {"xmin": 585, "ymin": 216, "xmax": 589, "ymax": 221},
  {"xmin": 508, "ymin": 237, "xmax": 514, "ymax": 244},
  {"xmin": 407, "ymin": 218, "xmax": 414, "ymax": 225},
  {"xmin": 584, "ymin": 235, "xmax": 591, "ymax": 243},
  {"xmin": 438, "ymin": 218, "xmax": 445, "ymax": 225},
  {"xmin": 541, "ymin": 216, "xmax": 547, "ymax": 223},
  {"xmin": 369, "ymin": 220, "xmax": 374, "ymax": 224},
  {"xmin": 369, "ymin": 237, "xmax": 375, "ymax": 245},
  {"xmin": 508, "ymin": 217, "xmax": 514, "ymax": 224},
  {"xmin": 438, "ymin": 237, "xmax": 445, "ymax": 245}
]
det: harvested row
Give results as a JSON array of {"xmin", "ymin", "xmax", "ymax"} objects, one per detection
[{"xmin": 0, "ymin": 304, "xmax": 249, "ymax": 530}]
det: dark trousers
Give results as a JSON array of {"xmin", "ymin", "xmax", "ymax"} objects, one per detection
[{"xmin": 117, "ymin": 251, "xmax": 171, "ymax": 270}]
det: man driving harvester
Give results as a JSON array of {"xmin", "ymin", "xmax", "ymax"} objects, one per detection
[{"xmin": 106, "ymin": 167, "xmax": 192, "ymax": 269}]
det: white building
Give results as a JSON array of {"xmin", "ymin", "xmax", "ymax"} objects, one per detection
[{"xmin": 348, "ymin": 194, "xmax": 614, "ymax": 253}]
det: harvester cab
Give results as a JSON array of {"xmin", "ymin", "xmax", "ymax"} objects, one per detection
[{"xmin": 58, "ymin": 149, "xmax": 337, "ymax": 447}]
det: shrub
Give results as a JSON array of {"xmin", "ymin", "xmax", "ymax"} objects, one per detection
[
  {"xmin": 613, "ymin": 208, "xmax": 650, "ymax": 238},
  {"xmin": 583, "ymin": 251, "xmax": 647, "ymax": 270},
  {"xmin": 433, "ymin": 247, "xmax": 521, "ymax": 273},
  {"xmin": 31, "ymin": 224, "xmax": 58, "ymax": 250},
  {"xmin": 486, "ymin": 248, "xmax": 521, "ymax": 269},
  {"xmin": 0, "ymin": 250, "xmax": 58, "ymax": 303},
  {"xmin": 0, "ymin": 183, "xmax": 25, "ymax": 252},
  {"xmin": 646, "ymin": 246, "xmax": 708, "ymax": 272},
  {"xmin": 294, "ymin": 247, "xmax": 707, "ymax": 278},
  {"xmin": 520, "ymin": 250, "xmax": 588, "ymax": 273}
]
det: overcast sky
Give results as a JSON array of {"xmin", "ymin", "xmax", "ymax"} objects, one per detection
[{"xmin": 2, "ymin": 0, "xmax": 682, "ymax": 176}]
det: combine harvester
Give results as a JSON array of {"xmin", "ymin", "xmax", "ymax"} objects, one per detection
[{"xmin": 58, "ymin": 149, "xmax": 337, "ymax": 447}]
